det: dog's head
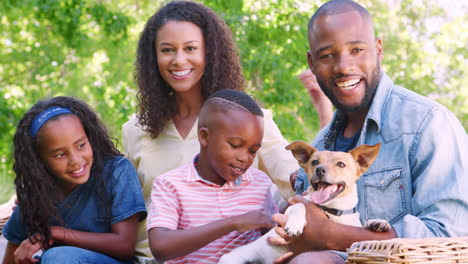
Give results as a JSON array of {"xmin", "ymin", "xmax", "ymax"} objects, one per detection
[{"xmin": 286, "ymin": 141, "xmax": 380, "ymax": 205}]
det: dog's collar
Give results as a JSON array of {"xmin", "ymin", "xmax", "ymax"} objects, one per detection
[{"xmin": 318, "ymin": 205, "xmax": 357, "ymax": 216}]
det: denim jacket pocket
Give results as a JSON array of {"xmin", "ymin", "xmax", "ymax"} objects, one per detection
[{"xmin": 362, "ymin": 168, "xmax": 406, "ymax": 224}]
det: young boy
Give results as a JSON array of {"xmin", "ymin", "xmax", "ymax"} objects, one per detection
[{"xmin": 146, "ymin": 89, "xmax": 277, "ymax": 264}]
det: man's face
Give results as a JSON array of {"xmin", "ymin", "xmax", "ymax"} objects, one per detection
[{"xmin": 307, "ymin": 10, "xmax": 383, "ymax": 113}]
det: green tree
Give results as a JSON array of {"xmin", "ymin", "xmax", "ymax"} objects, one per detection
[{"xmin": 0, "ymin": 0, "xmax": 136, "ymax": 201}]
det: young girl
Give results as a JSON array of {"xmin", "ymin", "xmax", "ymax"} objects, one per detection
[{"xmin": 2, "ymin": 96, "xmax": 146, "ymax": 264}]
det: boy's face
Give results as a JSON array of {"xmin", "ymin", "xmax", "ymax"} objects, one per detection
[{"xmin": 198, "ymin": 109, "xmax": 264, "ymax": 186}]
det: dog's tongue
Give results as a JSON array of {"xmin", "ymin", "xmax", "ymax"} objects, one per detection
[{"xmin": 311, "ymin": 183, "xmax": 338, "ymax": 204}]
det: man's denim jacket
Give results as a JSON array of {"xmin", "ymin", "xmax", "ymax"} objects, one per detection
[{"xmin": 296, "ymin": 73, "xmax": 468, "ymax": 238}]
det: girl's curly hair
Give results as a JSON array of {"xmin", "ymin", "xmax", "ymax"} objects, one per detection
[
  {"xmin": 135, "ymin": 0, "xmax": 246, "ymax": 138},
  {"xmin": 13, "ymin": 96, "xmax": 122, "ymax": 247}
]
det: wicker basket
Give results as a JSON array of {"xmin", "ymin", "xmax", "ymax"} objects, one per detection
[{"xmin": 347, "ymin": 237, "xmax": 468, "ymax": 264}]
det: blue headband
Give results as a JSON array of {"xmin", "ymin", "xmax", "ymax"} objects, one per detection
[{"xmin": 30, "ymin": 106, "xmax": 73, "ymax": 138}]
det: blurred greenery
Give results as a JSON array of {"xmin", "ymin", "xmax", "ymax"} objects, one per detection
[{"xmin": 1, "ymin": 0, "xmax": 467, "ymax": 203}]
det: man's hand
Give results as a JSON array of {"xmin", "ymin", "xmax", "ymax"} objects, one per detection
[{"xmin": 268, "ymin": 196, "xmax": 334, "ymax": 263}]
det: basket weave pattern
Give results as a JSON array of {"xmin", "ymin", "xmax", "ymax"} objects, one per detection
[{"xmin": 347, "ymin": 237, "xmax": 468, "ymax": 263}]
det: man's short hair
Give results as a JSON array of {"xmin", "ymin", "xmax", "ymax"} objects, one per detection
[{"xmin": 308, "ymin": 0, "xmax": 371, "ymax": 32}]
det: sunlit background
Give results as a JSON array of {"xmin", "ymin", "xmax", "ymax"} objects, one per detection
[{"xmin": 1, "ymin": 0, "xmax": 467, "ymax": 203}]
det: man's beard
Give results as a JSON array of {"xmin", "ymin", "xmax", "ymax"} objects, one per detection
[{"xmin": 317, "ymin": 62, "xmax": 381, "ymax": 113}]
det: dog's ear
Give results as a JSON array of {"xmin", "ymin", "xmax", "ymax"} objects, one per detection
[
  {"xmin": 349, "ymin": 143, "xmax": 381, "ymax": 175},
  {"xmin": 286, "ymin": 141, "xmax": 318, "ymax": 164}
]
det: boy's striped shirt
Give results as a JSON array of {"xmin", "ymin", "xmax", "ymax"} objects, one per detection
[{"xmin": 147, "ymin": 162, "xmax": 277, "ymax": 264}]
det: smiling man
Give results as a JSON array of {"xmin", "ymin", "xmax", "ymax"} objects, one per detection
[{"xmin": 271, "ymin": 0, "xmax": 468, "ymax": 263}]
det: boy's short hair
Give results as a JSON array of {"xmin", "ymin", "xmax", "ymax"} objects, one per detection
[{"xmin": 204, "ymin": 89, "xmax": 264, "ymax": 117}]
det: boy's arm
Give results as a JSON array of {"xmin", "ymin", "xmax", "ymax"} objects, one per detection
[
  {"xmin": 50, "ymin": 214, "xmax": 139, "ymax": 260},
  {"xmin": 148, "ymin": 210, "xmax": 273, "ymax": 262}
]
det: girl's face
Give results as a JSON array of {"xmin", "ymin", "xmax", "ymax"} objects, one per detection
[
  {"xmin": 37, "ymin": 114, "xmax": 93, "ymax": 196},
  {"xmin": 156, "ymin": 20, "xmax": 206, "ymax": 95}
]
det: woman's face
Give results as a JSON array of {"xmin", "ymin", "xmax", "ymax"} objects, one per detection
[{"xmin": 156, "ymin": 20, "xmax": 206, "ymax": 94}]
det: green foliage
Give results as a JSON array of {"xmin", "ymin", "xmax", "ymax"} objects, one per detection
[
  {"xmin": 0, "ymin": 0, "xmax": 467, "ymax": 202},
  {"xmin": 205, "ymin": 0, "xmax": 325, "ymax": 140},
  {"xmin": 0, "ymin": 0, "xmax": 137, "ymax": 202}
]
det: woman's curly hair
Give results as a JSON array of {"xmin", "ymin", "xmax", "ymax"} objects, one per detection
[
  {"xmin": 13, "ymin": 96, "xmax": 122, "ymax": 247},
  {"xmin": 135, "ymin": 0, "xmax": 246, "ymax": 138}
]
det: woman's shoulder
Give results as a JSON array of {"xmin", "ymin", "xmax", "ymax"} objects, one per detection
[
  {"xmin": 122, "ymin": 114, "xmax": 141, "ymax": 132},
  {"xmin": 260, "ymin": 108, "xmax": 273, "ymax": 119}
]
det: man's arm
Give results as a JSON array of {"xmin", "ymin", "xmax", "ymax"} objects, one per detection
[
  {"xmin": 269, "ymin": 196, "xmax": 396, "ymax": 254},
  {"xmin": 392, "ymin": 107, "xmax": 468, "ymax": 238}
]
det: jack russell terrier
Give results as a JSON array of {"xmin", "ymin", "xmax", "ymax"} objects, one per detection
[{"xmin": 219, "ymin": 141, "xmax": 390, "ymax": 264}]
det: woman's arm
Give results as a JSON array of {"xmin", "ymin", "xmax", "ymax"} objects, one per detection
[
  {"xmin": 298, "ymin": 69, "xmax": 333, "ymax": 129},
  {"xmin": 148, "ymin": 210, "xmax": 273, "ymax": 262},
  {"xmin": 50, "ymin": 214, "xmax": 139, "ymax": 260}
]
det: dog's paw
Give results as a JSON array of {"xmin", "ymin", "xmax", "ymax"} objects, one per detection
[
  {"xmin": 364, "ymin": 219, "xmax": 391, "ymax": 232},
  {"xmin": 284, "ymin": 219, "xmax": 305, "ymax": 236},
  {"xmin": 283, "ymin": 204, "xmax": 307, "ymax": 236}
]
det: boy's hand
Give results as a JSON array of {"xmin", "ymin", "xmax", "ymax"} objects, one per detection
[{"xmin": 232, "ymin": 210, "xmax": 275, "ymax": 233}]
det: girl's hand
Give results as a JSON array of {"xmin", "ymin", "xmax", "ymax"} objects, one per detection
[
  {"xmin": 13, "ymin": 235, "xmax": 50, "ymax": 264},
  {"xmin": 231, "ymin": 210, "xmax": 275, "ymax": 233}
]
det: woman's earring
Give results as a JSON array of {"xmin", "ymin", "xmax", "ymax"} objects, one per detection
[{"xmin": 168, "ymin": 91, "xmax": 174, "ymax": 96}]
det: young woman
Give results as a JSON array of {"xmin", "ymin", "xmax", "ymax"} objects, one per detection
[{"xmin": 2, "ymin": 96, "xmax": 146, "ymax": 264}]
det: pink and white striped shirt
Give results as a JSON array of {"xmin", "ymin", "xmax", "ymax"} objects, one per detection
[{"xmin": 147, "ymin": 161, "xmax": 277, "ymax": 264}]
